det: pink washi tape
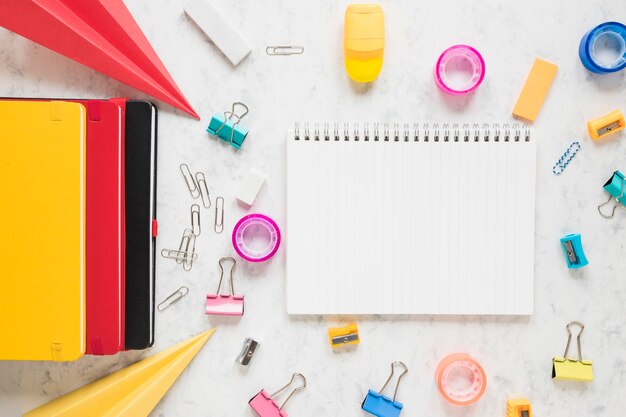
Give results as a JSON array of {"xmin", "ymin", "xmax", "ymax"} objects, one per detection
[
  {"xmin": 232, "ymin": 213, "xmax": 281, "ymax": 262},
  {"xmin": 435, "ymin": 353, "xmax": 487, "ymax": 406},
  {"xmin": 434, "ymin": 45, "xmax": 485, "ymax": 95}
]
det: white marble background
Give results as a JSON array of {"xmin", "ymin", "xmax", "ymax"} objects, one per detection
[{"xmin": 1, "ymin": 0, "xmax": 625, "ymax": 416}]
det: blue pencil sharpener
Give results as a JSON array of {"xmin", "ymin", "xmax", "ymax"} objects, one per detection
[{"xmin": 560, "ymin": 233, "xmax": 588, "ymax": 269}]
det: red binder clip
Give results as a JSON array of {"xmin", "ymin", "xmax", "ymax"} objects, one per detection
[
  {"xmin": 249, "ymin": 373, "xmax": 307, "ymax": 417},
  {"xmin": 206, "ymin": 257, "xmax": 244, "ymax": 316}
]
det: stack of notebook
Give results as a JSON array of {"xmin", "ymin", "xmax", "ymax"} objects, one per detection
[{"xmin": 0, "ymin": 99, "xmax": 158, "ymax": 361}]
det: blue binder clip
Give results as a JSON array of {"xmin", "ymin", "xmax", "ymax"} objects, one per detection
[
  {"xmin": 598, "ymin": 170, "xmax": 625, "ymax": 219},
  {"xmin": 362, "ymin": 361, "xmax": 408, "ymax": 417},
  {"xmin": 207, "ymin": 102, "xmax": 249, "ymax": 149},
  {"xmin": 560, "ymin": 234, "xmax": 588, "ymax": 269}
]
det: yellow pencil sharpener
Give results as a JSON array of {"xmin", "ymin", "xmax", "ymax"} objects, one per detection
[
  {"xmin": 506, "ymin": 398, "xmax": 532, "ymax": 417},
  {"xmin": 587, "ymin": 109, "xmax": 624, "ymax": 140},
  {"xmin": 344, "ymin": 4, "xmax": 384, "ymax": 83},
  {"xmin": 328, "ymin": 323, "xmax": 360, "ymax": 348}
]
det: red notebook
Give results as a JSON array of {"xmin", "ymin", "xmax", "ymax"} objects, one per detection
[{"xmin": 81, "ymin": 99, "xmax": 126, "ymax": 355}]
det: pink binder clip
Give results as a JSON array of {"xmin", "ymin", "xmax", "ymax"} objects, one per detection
[
  {"xmin": 205, "ymin": 257, "xmax": 244, "ymax": 316},
  {"xmin": 249, "ymin": 373, "xmax": 307, "ymax": 417}
]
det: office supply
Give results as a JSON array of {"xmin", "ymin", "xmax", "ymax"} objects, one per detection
[
  {"xmin": 232, "ymin": 214, "xmax": 281, "ymax": 262},
  {"xmin": 512, "ymin": 58, "xmax": 558, "ymax": 122},
  {"xmin": 328, "ymin": 323, "xmax": 360, "ymax": 348},
  {"xmin": 191, "ymin": 204, "xmax": 201, "ymax": 236},
  {"xmin": 435, "ymin": 353, "xmax": 486, "ymax": 406},
  {"xmin": 506, "ymin": 399, "xmax": 532, "ymax": 417},
  {"xmin": 560, "ymin": 234, "xmax": 588, "ymax": 269},
  {"xmin": 434, "ymin": 45, "xmax": 485, "ymax": 95},
  {"xmin": 195, "ymin": 172, "xmax": 211, "ymax": 208},
  {"xmin": 0, "ymin": 1, "xmax": 198, "ymax": 118},
  {"xmin": 215, "ymin": 196, "xmax": 225, "ymax": 233},
  {"xmin": 237, "ymin": 171, "xmax": 266, "ymax": 206},
  {"xmin": 81, "ymin": 99, "xmax": 125, "ymax": 356},
  {"xmin": 181, "ymin": 163, "xmax": 200, "ymax": 199},
  {"xmin": 287, "ymin": 122, "xmax": 537, "ymax": 315},
  {"xmin": 23, "ymin": 329, "xmax": 215, "ymax": 417},
  {"xmin": 182, "ymin": 229, "xmax": 197, "ymax": 272},
  {"xmin": 579, "ymin": 21, "xmax": 626, "ymax": 73},
  {"xmin": 344, "ymin": 4, "xmax": 385, "ymax": 83},
  {"xmin": 552, "ymin": 141, "xmax": 581, "ymax": 175},
  {"xmin": 552, "ymin": 321, "xmax": 594, "ymax": 382},
  {"xmin": 598, "ymin": 170, "xmax": 625, "ymax": 219},
  {"xmin": 587, "ymin": 109, "xmax": 624, "ymax": 140},
  {"xmin": 124, "ymin": 100, "xmax": 158, "ymax": 350},
  {"xmin": 157, "ymin": 286, "xmax": 190, "ymax": 312},
  {"xmin": 0, "ymin": 100, "xmax": 86, "ymax": 361},
  {"xmin": 237, "ymin": 337, "xmax": 260, "ymax": 366},
  {"xmin": 206, "ymin": 257, "xmax": 244, "ymax": 316},
  {"xmin": 207, "ymin": 102, "xmax": 250, "ymax": 149},
  {"xmin": 266, "ymin": 46, "xmax": 305, "ymax": 55},
  {"xmin": 160, "ymin": 228, "xmax": 197, "ymax": 269},
  {"xmin": 184, "ymin": 0, "xmax": 251, "ymax": 66},
  {"xmin": 362, "ymin": 362, "xmax": 408, "ymax": 417},
  {"xmin": 178, "ymin": 228, "xmax": 195, "ymax": 263},
  {"xmin": 249, "ymin": 373, "xmax": 306, "ymax": 417},
  {"xmin": 161, "ymin": 248, "xmax": 199, "ymax": 262}
]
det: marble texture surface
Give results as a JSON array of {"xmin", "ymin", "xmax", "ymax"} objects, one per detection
[{"xmin": 1, "ymin": 0, "xmax": 625, "ymax": 416}]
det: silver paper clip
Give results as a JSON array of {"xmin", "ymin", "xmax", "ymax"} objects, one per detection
[
  {"xmin": 183, "ymin": 231, "xmax": 197, "ymax": 272},
  {"xmin": 266, "ymin": 45, "xmax": 304, "ymax": 55},
  {"xmin": 157, "ymin": 286, "xmax": 189, "ymax": 311},
  {"xmin": 180, "ymin": 163, "xmax": 200, "ymax": 199},
  {"xmin": 160, "ymin": 248, "xmax": 198, "ymax": 262},
  {"xmin": 195, "ymin": 172, "xmax": 211, "ymax": 208},
  {"xmin": 237, "ymin": 337, "xmax": 259, "ymax": 366},
  {"xmin": 176, "ymin": 228, "xmax": 193, "ymax": 264},
  {"xmin": 161, "ymin": 228, "xmax": 198, "ymax": 271},
  {"xmin": 191, "ymin": 204, "xmax": 201, "ymax": 236},
  {"xmin": 215, "ymin": 196, "xmax": 224, "ymax": 233}
]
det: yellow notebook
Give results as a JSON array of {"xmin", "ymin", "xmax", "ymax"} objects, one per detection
[{"xmin": 0, "ymin": 100, "xmax": 86, "ymax": 361}]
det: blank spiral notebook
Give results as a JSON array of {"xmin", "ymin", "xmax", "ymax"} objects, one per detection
[{"xmin": 287, "ymin": 123, "xmax": 537, "ymax": 315}]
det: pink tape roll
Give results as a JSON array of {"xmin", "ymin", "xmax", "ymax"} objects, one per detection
[
  {"xmin": 434, "ymin": 45, "xmax": 485, "ymax": 95},
  {"xmin": 232, "ymin": 213, "xmax": 281, "ymax": 262},
  {"xmin": 435, "ymin": 353, "xmax": 486, "ymax": 406}
]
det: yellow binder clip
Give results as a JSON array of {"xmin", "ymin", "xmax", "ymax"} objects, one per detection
[
  {"xmin": 506, "ymin": 398, "xmax": 532, "ymax": 417},
  {"xmin": 552, "ymin": 321, "xmax": 594, "ymax": 382},
  {"xmin": 328, "ymin": 323, "xmax": 360, "ymax": 348},
  {"xmin": 587, "ymin": 109, "xmax": 624, "ymax": 140}
]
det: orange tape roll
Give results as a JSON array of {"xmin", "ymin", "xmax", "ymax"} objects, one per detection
[{"xmin": 435, "ymin": 353, "xmax": 486, "ymax": 406}]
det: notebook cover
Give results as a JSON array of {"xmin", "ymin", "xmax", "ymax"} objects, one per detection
[
  {"xmin": 0, "ymin": 100, "xmax": 86, "ymax": 361},
  {"xmin": 74, "ymin": 99, "xmax": 125, "ymax": 355},
  {"xmin": 124, "ymin": 100, "xmax": 158, "ymax": 350},
  {"xmin": 0, "ymin": 0, "xmax": 198, "ymax": 118}
]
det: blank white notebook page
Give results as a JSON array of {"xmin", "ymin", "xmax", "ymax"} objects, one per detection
[{"xmin": 287, "ymin": 125, "xmax": 537, "ymax": 315}]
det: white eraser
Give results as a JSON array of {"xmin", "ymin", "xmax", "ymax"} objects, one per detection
[
  {"xmin": 184, "ymin": 0, "xmax": 251, "ymax": 66},
  {"xmin": 237, "ymin": 171, "xmax": 265, "ymax": 206}
]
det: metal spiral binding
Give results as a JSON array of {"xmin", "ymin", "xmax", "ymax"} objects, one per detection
[{"xmin": 294, "ymin": 122, "xmax": 530, "ymax": 142}]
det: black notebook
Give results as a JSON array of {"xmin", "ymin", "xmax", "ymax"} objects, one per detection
[{"xmin": 124, "ymin": 100, "xmax": 157, "ymax": 350}]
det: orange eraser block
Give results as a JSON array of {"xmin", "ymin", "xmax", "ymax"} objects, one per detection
[{"xmin": 512, "ymin": 58, "xmax": 558, "ymax": 122}]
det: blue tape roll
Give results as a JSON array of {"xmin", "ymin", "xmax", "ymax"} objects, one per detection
[{"xmin": 579, "ymin": 22, "xmax": 626, "ymax": 74}]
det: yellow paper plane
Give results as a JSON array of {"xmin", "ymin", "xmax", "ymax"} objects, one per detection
[{"xmin": 24, "ymin": 329, "xmax": 215, "ymax": 417}]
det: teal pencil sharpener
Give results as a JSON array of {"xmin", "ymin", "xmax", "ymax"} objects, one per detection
[{"xmin": 560, "ymin": 233, "xmax": 588, "ymax": 269}]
